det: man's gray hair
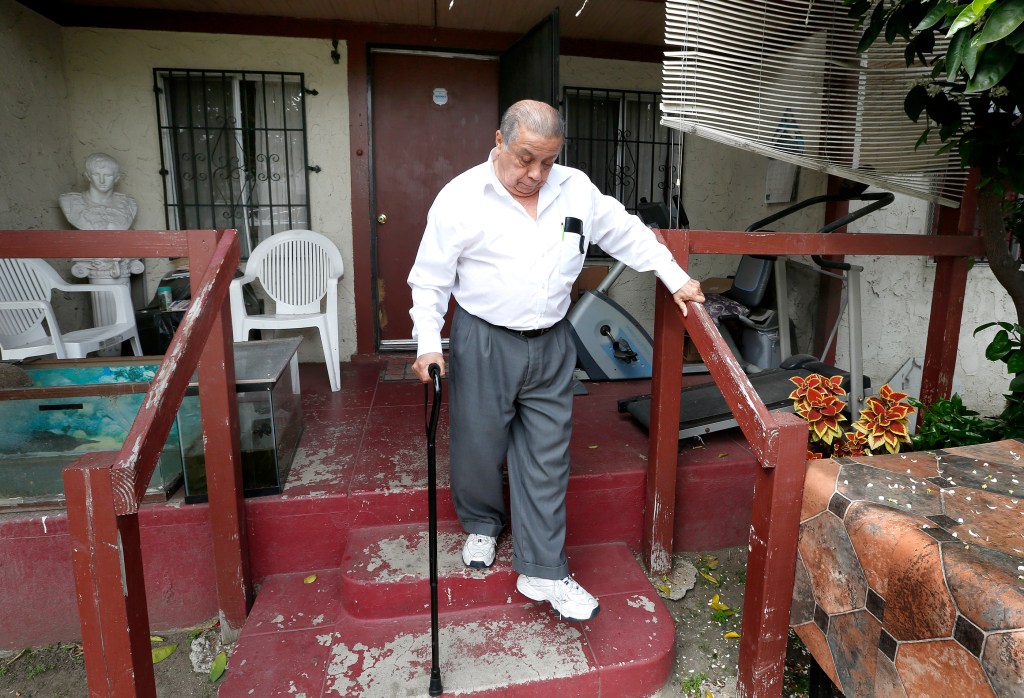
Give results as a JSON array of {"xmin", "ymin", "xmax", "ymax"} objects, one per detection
[{"xmin": 499, "ymin": 100, "xmax": 565, "ymax": 149}]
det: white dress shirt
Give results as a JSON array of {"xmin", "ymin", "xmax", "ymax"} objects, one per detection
[{"xmin": 408, "ymin": 150, "xmax": 691, "ymax": 357}]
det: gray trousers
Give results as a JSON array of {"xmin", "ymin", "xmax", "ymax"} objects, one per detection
[{"xmin": 449, "ymin": 305, "xmax": 576, "ymax": 580}]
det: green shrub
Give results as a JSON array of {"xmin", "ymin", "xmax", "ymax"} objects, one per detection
[{"xmin": 910, "ymin": 395, "xmax": 1000, "ymax": 451}]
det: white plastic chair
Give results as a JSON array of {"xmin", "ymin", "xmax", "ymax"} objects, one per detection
[
  {"xmin": 229, "ymin": 230, "xmax": 344, "ymax": 392},
  {"xmin": 0, "ymin": 258, "xmax": 142, "ymax": 360}
]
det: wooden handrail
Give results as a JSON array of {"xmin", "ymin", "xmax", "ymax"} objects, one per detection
[
  {"xmin": 681, "ymin": 301, "xmax": 779, "ymax": 464},
  {"xmin": 111, "ymin": 229, "xmax": 240, "ymax": 512},
  {"xmin": 647, "ymin": 225, "xmax": 983, "ymax": 697},
  {"xmin": 0, "ymin": 228, "xmax": 245, "ymax": 697}
]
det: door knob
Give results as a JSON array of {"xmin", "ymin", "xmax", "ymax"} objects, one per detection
[{"xmin": 377, "ymin": 213, "xmax": 388, "ymax": 225}]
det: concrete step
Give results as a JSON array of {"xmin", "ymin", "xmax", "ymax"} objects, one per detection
[
  {"xmin": 219, "ymin": 538, "xmax": 674, "ymax": 697},
  {"xmin": 340, "ymin": 520, "xmax": 515, "ymax": 619}
]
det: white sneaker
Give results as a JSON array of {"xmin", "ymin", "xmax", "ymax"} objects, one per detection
[
  {"xmin": 462, "ymin": 534, "xmax": 496, "ymax": 569},
  {"xmin": 516, "ymin": 574, "xmax": 600, "ymax": 621}
]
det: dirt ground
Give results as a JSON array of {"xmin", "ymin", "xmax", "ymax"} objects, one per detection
[
  {"xmin": 0, "ymin": 624, "xmax": 221, "ymax": 698},
  {"xmin": 0, "ymin": 547, "xmax": 811, "ymax": 697},
  {"xmin": 651, "ymin": 547, "xmax": 811, "ymax": 698}
]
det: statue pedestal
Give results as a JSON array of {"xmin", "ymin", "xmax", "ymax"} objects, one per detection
[{"xmin": 71, "ymin": 258, "xmax": 144, "ymax": 356}]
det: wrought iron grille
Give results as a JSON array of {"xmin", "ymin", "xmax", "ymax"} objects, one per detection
[
  {"xmin": 154, "ymin": 69, "xmax": 312, "ymax": 258},
  {"xmin": 563, "ymin": 87, "xmax": 680, "ymax": 226}
]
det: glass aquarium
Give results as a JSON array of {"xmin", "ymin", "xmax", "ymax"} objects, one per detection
[
  {"xmin": 0, "ymin": 338, "xmax": 303, "ymax": 511},
  {"xmin": 178, "ymin": 338, "xmax": 303, "ymax": 503}
]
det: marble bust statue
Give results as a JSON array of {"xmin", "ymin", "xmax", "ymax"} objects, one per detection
[{"xmin": 60, "ymin": 152, "xmax": 138, "ymax": 231}]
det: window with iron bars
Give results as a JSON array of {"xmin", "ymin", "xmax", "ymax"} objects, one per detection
[
  {"xmin": 154, "ymin": 69, "xmax": 312, "ymax": 258},
  {"xmin": 562, "ymin": 87, "xmax": 681, "ymax": 252}
]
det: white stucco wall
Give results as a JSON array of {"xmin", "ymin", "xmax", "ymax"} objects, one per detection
[
  {"xmin": 838, "ymin": 194, "xmax": 1013, "ymax": 416},
  {"xmin": 0, "ymin": 0, "xmax": 93, "ymax": 329},
  {"xmin": 59, "ymin": 28, "xmax": 354, "ymax": 362},
  {"xmin": 0, "ymin": 0, "xmax": 75, "ymax": 229}
]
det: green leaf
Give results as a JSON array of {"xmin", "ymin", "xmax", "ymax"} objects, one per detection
[
  {"xmin": 915, "ymin": 127, "xmax": 931, "ymax": 149},
  {"xmin": 859, "ymin": 1, "xmax": 886, "ymax": 52},
  {"xmin": 963, "ymin": 39, "xmax": 985, "ymax": 76},
  {"xmin": 975, "ymin": 320, "xmax": 1016, "ymax": 334},
  {"xmin": 905, "ymin": 84, "xmax": 929, "ymax": 121},
  {"xmin": 209, "ymin": 651, "xmax": 228, "ymax": 683},
  {"xmin": 936, "ymin": 141, "xmax": 956, "ymax": 155},
  {"xmin": 848, "ymin": 0, "xmax": 872, "ymax": 19},
  {"xmin": 916, "ymin": 1, "xmax": 951, "ymax": 31},
  {"xmin": 971, "ymin": 0, "xmax": 998, "ymax": 16},
  {"xmin": 1008, "ymin": 350, "xmax": 1024, "ymax": 373},
  {"xmin": 151, "ymin": 644, "xmax": 177, "ymax": 664},
  {"xmin": 987, "ymin": 329, "xmax": 1013, "ymax": 360},
  {"xmin": 1006, "ymin": 25, "xmax": 1024, "ymax": 51},
  {"xmin": 885, "ymin": 5, "xmax": 903, "ymax": 44},
  {"xmin": 967, "ymin": 42, "xmax": 1017, "ymax": 90},
  {"xmin": 1009, "ymin": 373, "xmax": 1024, "ymax": 392},
  {"xmin": 977, "ymin": 0, "xmax": 1024, "ymax": 44},
  {"xmin": 947, "ymin": 27, "xmax": 971, "ymax": 75},
  {"xmin": 948, "ymin": 5, "xmax": 981, "ymax": 36}
]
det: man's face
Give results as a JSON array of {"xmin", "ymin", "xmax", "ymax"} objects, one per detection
[
  {"xmin": 493, "ymin": 128, "xmax": 563, "ymax": 198},
  {"xmin": 86, "ymin": 163, "xmax": 119, "ymax": 194}
]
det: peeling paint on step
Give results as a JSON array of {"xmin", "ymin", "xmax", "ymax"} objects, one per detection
[{"xmin": 322, "ymin": 617, "xmax": 589, "ymax": 696}]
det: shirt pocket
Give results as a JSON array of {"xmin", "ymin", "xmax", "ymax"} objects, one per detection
[{"xmin": 559, "ymin": 232, "xmax": 586, "ymax": 279}]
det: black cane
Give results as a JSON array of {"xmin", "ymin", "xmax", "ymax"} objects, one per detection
[{"xmin": 425, "ymin": 363, "xmax": 443, "ymax": 696}]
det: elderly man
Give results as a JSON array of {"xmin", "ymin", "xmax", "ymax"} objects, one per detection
[{"xmin": 408, "ymin": 100, "xmax": 703, "ymax": 621}]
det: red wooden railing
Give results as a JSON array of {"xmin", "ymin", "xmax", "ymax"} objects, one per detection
[
  {"xmin": 0, "ymin": 229, "xmax": 247, "ymax": 697},
  {"xmin": 646, "ymin": 227, "xmax": 985, "ymax": 697}
]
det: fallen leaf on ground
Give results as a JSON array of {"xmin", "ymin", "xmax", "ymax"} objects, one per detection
[
  {"xmin": 710, "ymin": 593, "xmax": 730, "ymax": 611},
  {"xmin": 724, "ymin": 631, "xmax": 740, "ymax": 639},
  {"xmin": 150, "ymin": 635, "xmax": 165, "ymax": 643},
  {"xmin": 699, "ymin": 570, "xmax": 720, "ymax": 585},
  {"xmin": 152, "ymin": 644, "xmax": 177, "ymax": 664},
  {"xmin": 209, "ymin": 651, "xmax": 228, "ymax": 683},
  {"xmin": 303, "ymin": 574, "xmax": 318, "ymax": 584}
]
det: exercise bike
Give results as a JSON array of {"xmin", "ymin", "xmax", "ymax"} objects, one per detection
[{"xmin": 617, "ymin": 188, "xmax": 894, "ymax": 439}]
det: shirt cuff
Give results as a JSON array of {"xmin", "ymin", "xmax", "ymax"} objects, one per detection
[
  {"xmin": 656, "ymin": 263, "xmax": 692, "ymax": 294},
  {"xmin": 417, "ymin": 333, "xmax": 444, "ymax": 358}
]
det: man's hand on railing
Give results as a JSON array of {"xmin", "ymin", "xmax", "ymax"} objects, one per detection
[{"xmin": 671, "ymin": 278, "xmax": 705, "ymax": 317}]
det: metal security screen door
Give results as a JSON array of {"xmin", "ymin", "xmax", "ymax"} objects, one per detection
[
  {"xmin": 563, "ymin": 87, "xmax": 680, "ymax": 224},
  {"xmin": 155, "ymin": 69, "xmax": 313, "ymax": 258}
]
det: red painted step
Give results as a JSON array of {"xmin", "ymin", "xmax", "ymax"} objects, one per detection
[
  {"xmin": 219, "ymin": 540, "xmax": 674, "ymax": 697},
  {"xmin": 340, "ymin": 520, "xmax": 516, "ymax": 619}
]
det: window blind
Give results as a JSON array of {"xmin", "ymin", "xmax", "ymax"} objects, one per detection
[{"xmin": 661, "ymin": 0, "xmax": 968, "ymax": 206}]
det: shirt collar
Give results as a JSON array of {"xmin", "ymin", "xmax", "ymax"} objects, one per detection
[{"xmin": 483, "ymin": 147, "xmax": 569, "ymax": 202}]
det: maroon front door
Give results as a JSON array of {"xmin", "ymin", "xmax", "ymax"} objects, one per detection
[{"xmin": 370, "ymin": 51, "xmax": 499, "ymax": 347}]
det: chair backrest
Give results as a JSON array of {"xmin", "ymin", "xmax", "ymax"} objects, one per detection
[
  {"xmin": 0, "ymin": 259, "xmax": 59, "ymax": 345},
  {"xmin": 245, "ymin": 230, "xmax": 344, "ymax": 314},
  {"xmin": 724, "ymin": 255, "xmax": 774, "ymax": 309}
]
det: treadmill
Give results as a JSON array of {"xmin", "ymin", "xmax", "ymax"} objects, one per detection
[
  {"xmin": 618, "ymin": 354, "xmax": 867, "ymax": 439},
  {"xmin": 618, "ymin": 188, "xmax": 892, "ymax": 440}
]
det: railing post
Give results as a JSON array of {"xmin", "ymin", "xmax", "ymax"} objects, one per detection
[
  {"xmin": 189, "ymin": 230, "xmax": 252, "ymax": 641},
  {"xmin": 643, "ymin": 230, "xmax": 689, "ymax": 576},
  {"xmin": 921, "ymin": 171, "xmax": 977, "ymax": 407},
  {"xmin": 736, "ymin": 415, "xmax": 807, "ymax": 698},
  {"xmin": 65, "ymin": 453, "xmax": 156, "ymax": 698}
]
